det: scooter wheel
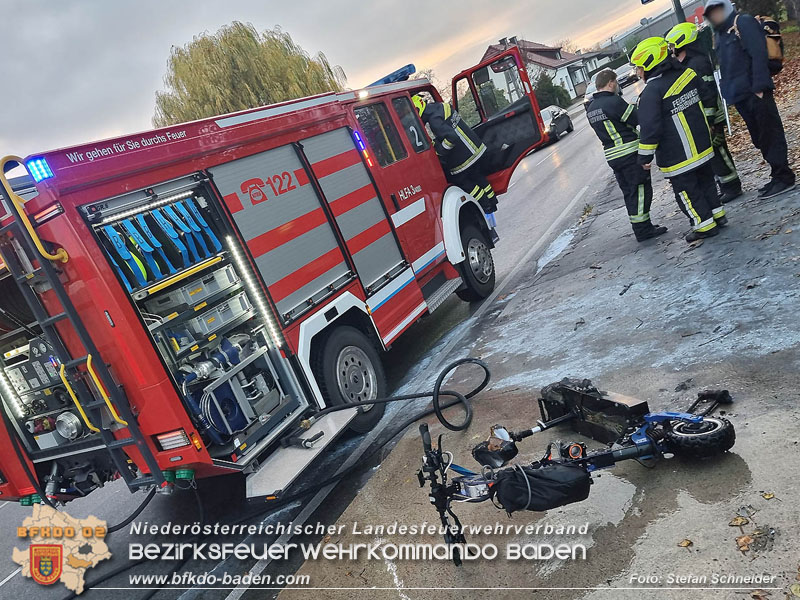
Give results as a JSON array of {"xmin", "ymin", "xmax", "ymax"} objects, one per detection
[{"xmin": 665, "ymin": 416, "xmax": 735, "ymax": 457}]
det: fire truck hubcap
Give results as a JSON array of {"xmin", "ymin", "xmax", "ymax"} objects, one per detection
[
  {"xmin": 467, "ymin": 238, "xmax": 493, "ymax": 284},
  {"xmin": 336, "ymin": 346, "xmax": 377, "ymax": 410}
]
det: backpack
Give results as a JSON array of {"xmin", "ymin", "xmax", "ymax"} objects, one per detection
[{"xmin": 732, "ymin": 14, "xmax": 784, "ymax": 75}]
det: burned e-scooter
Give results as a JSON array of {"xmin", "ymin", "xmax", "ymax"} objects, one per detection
[{"xmin": 417, "ymin": 379, "xmax": 735, "ymax": 565}]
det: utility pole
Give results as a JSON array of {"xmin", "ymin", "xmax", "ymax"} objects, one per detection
[{"xmin": 672, "ymin": 0, "xmax": 687, "ymax": 22}]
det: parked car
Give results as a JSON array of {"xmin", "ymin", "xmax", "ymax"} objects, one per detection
[
  {"xmin": 615, "ymin": 64, "xmax": 639, "ymax": 87},
  {"xmin": 540, "ymin": 105, "xmax": 573, "ymax": 143}
]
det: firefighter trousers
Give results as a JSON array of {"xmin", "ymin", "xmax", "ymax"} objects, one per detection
[
  {"xmin": 668, "ymin": 162, "xmax": 725, "ymax": 232},
  {"xmin": 449, "ymin": 155, "xmax": 498, "ymax": 213},
  {"xmin": 612, "ymin": 158, "xmax": 653, "ymax": 234},
  {"xmin": 710, "ymin": 123, "xmax": 741, "ymax": 192}
]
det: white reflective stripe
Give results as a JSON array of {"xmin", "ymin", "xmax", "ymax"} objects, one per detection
[
  {"xmin": 382, "ymin": 302, "xmax": 428, "ymax": 345},
  {"xmin": 663, "ymin": 151, "xmax": 714, "ymax": 177},
  {"xmin": 451, "ymin": 144, "xmax": 486, "ymax": 174},
  {"xmin": 391, "ymin": 197, "xmax": 426, "ymax": 227},
  {"xmin": 694, "ymin": 217, "xmax": 716, "ymax": 232},
  {"xmin": 672, "ymin": 113, "xmax": 693, "ymax": 159},
  {"xmin": 442, "ymin": 139, "xmax": 455, "ymax": 150},
  {"xmin": 215, "ymin": 93, "xmax": 355, "ymax": 128},
  {"xmin": 412, "ymin": 242, "xmax": 446, "ymax": 274},
  {"xmin": 455, "ymin": 126, "xmax": 478, "ymax": 153},
  {"xmin": 366, "ymin": 268, "xmax": 415, "ymax": 312},
  {"xmin": 638, "ymin": 183, "xmax": 645, "ymax": 217},
  {"xmin": 678, "ymin": 191, "xmax": 702, "ymax": 226}
]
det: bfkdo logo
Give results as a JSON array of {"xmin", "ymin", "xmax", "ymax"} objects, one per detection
[
  {"xmin": 30, "ymin": 544, "xmax": 63, "ymax": 585},
  {"xmin": 12, "ymin": 505, "xmax": 112, "ymax": 594}
]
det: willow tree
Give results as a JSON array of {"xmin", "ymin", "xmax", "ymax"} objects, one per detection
[{"xmin": 153, "ymin": 22, "xmax": 346, "ymax": 127}]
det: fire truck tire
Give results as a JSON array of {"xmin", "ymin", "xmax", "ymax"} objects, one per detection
[
  {"xmin": 314, "ymin": 326, "xmax": 387, "ymax": 433},
  {"xmin": 456, "ymin": 224, "xmax": 495, "ymax": 302}
]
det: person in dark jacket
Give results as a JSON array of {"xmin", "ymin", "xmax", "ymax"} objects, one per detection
[
  {"xmin": 412, "ymin": 95, "xmax": 498, "ymax": 218},
  {"xmin": 666, "ymin": 22, "xmax": 742, "ymax": 203},
  {"xmin": 705, "ymin": 0, "xmax": 796, "ymax": 199},
  {"xmin": 632, "ymin": 37, "xmax": 727, "ymax": 242},
  {"xmin": 586, "ymin": 69, "xmax": 667, "ymax": 241}
]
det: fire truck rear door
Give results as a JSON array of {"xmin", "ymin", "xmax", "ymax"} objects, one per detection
[
  {"xmin": 451, "ymin": 46, "xmax": 546, "ymax": 195},
  {"xmin": 208, "ymin": 144, "xmax": 353, "ymax": 322}
]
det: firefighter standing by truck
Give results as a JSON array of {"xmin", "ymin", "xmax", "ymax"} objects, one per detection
[
  {"xmin": 586, "ymin": 68, "xmax": 668, "ymax": 242},
  {"xmin": 412, "ymin": 95, "xmax": 499, "ymax": 241},
  {"xmin": 632, "ymin": 37, "xmax": 728, "ymax": 242},
  {"xmin": 666, "ymin": 22, "xmax": 743, "ymax": 204}
]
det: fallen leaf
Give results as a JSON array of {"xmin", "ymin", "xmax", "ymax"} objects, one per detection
[
  {"xmin": 678, "ymin": 539, "xmax": 693, "ymax": 548},
  {"xmin": 762, "ymin": 492, "xmax": 775, "ymax": 500},
  {"xmin": 729, "ymin": 516, "xmax": 749, "ymax": 527},
  {"xmin": 751, "ymin": 589, "xmax": 770, "ymax": 599},
  {"xmin": 786, "ymin": 229, "xmax": 794, "ymax": 234},
  {"xmin": 790, "ymin": 583, "xmax": 800, "ymax": 597},
  {"xmin": 736, "ymin": 534, "xmax": 753, "ymax": 552}
]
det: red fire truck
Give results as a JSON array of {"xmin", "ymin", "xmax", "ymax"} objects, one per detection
[{"xmin": 0, "ymin": 48, "xmax": 544, "ymax": 504}]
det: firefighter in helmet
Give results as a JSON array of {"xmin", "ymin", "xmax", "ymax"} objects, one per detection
[
  {"xmin": 412, "ymin": 95, "xmax": 498, "ymax": 239},
  {"xmin": 666, "ymin": 22, "xmax": 742, "ymax": 203},
  {"xmin": 632, "ymin": 37, "xmax": 728, "ymax": 242}
]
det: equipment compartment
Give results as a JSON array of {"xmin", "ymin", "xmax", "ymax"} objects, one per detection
[{"xmin": 81, "ymin": 175, "xmax": 304, "ymax": 459}]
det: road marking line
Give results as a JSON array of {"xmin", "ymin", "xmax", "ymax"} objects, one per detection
[
  {"xmin": 220, "ymin": 165, "xmax": 605, "ymax": 600},
  {"xmin": 0, "ymin": 568, "xmax": 20, "ymax": 588}
]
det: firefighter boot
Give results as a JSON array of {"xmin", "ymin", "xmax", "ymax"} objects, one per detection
[
  {"xmin": 719, "ymin": 179, "xmax": 743, "ymax": 204},
  {"xmin": 633, "ymin": 222, "xmax": 668, "ymax": 242},
  {"xmin": 684, "ymin": 225, "xmax": 720, "ymax": 243}
]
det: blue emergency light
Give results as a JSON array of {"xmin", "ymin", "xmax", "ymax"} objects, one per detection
[
  {"xmin": 368, "ymin": 64, "xmax": 416, "ymax": 87},
  {"xmin": 27, "ymin": 157, "xmax": 54, "ymax": 182}
]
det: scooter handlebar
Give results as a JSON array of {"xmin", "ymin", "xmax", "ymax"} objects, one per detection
[{"xmin": 420, "ymin": 423, "xmax": 432, "ymax": 453}]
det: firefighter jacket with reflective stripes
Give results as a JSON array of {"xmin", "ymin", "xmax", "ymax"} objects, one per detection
[
  {"xmin": 586, "ymin": 91, "xmax": 640, "ymax": 167},
  {"xmin": 682, "ymin": 46, "xmax": 726, "ymax": 125},
  {"xmin": 637, "ymin": 60, "xmax": 716, "ymax": 178},
  {"xmin": 423, "ymin": 102, "xmax": 486, "ymax": 175}
]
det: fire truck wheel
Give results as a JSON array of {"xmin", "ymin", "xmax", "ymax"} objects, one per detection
[
  {"xmin": 456, "ymin": 224, "xmax": 495, "ymax": 302},
  {"xmin": 315, "ymin": 326, "xmax": 386, "ymax": 433}
]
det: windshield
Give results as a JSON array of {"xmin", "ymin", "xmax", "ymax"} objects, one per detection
[{"xmin": 540, "ymin": 108, "xmax": 553, "ymax": 122}]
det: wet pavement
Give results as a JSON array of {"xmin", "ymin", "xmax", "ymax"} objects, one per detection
[
  {"xmin": 7, "ymin": 81, "xmax": 800, "ymax": 599},
  {"xmin": 0, "ymin": 95, "xmax": 617, "ymax": 600},
  {"xmin": 272, "ymin": 133, "xmax": 800, "ymax": 597}
]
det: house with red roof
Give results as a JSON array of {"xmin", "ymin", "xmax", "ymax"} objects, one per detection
[{"xmin": 482, "ymin": 38, "xmax": 603, "ymax": 100}]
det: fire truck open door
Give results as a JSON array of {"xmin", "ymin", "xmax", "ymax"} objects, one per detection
[{"xmin": 452, "ymin": 46, "xmax": 546, "ymax": 195}]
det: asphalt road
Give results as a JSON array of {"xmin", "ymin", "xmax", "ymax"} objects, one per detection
[{"xmin": 0, "ymin": 82, "xmax": 644, "ymax": 599}]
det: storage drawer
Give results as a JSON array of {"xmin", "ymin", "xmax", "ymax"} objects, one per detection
[
  {"xmin": 145, "ymin": 265, "xmax": 239, "ymax": 314},
  {"xmin": 187, "ymin": 292, "xmax": 252, "ymax": 338}
]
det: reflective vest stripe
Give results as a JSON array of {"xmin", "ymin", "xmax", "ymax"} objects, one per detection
[
  {"xmin": 661, "ymin": 147, "xmax": 714, "ymax": 176},
  {"xmin": 450, "ymin": 144, "xmax": 487, "ymax": 175}
]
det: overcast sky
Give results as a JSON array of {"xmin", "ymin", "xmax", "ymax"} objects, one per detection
[{"xmin": 2, "ymin": 0, "xmax": 680, "ymax": 158}]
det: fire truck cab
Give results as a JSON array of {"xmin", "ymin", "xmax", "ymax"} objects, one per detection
[{"xmin": 0, "ymin": 48, "xmax": 544, "ymax": 504}]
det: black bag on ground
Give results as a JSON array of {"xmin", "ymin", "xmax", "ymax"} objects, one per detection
[{"xmin": 490, "ymin": 462, "xmax": 592, "ymax": 514}]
